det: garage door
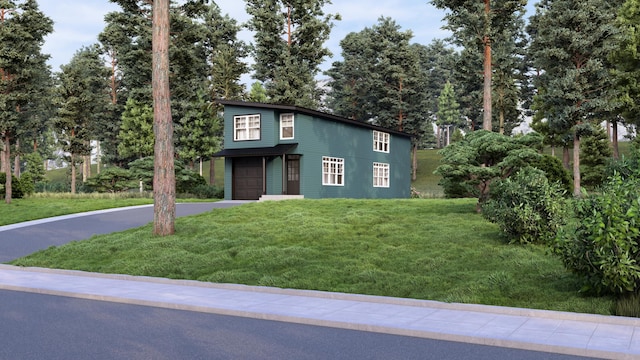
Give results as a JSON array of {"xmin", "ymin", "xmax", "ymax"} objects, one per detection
[{"xmin": 233, "ymin": 157, "xmax": 263, "ymax": 200}]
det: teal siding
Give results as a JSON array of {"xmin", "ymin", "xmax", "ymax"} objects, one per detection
[
  {"xmin": 222, "ymin": 104, "xmax": 412, "ymax": 199},
  {"xmin": 223, "ymin": 158, "xmax": 233, "ymax": 200}
]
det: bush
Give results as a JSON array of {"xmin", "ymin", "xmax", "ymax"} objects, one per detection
[
  {"xmin": 188, "ymin": 184, "xmax": 224, "ymax": 199},
  {"xmin": 19, "ymin": 173, "xmax": 35, "ymax": 196},
  {"xmin": 85, "ymin": 167, "xmax": 137, "ymax": 193},
  {"xmin": 554, "ymin": 175, "xmax": 640, "ymax": 295},
  {"xmin": 482, "ymin": 167, "xmax": 568, "ymax": 244},
  {"xmin": 0, "ymin": 172, "xmax": 25, "ymax": 199},
  {"xmin": 530, "ymin": 154, "xmax": 572, "ymax": 194}
]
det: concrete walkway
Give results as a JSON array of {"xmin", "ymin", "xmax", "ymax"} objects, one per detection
[{"xmin": 0, "ymin": 265, "xmax": 637, "ymax": 360}]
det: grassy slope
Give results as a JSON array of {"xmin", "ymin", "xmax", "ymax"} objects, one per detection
[
  {"xmin": 11, "ymin": 199, "xmax": 614, "ymax": 315},
  {"xmin": 0, "ymin": 197, "xmax": 154, "ymax": 226}
]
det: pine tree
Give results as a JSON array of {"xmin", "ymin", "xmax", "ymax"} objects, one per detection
[
  {"xmin": 54, "ymin": 46, "xmax": 110, "ymax": 194},
  {"xmin": 611, "ymin": 0, "xmax": 640, "ymax": 155},
  {"xmin": 437, "ymin": 82, "xmax": 464, "ymax": 147},
  {"xmin": 432, "ymin": 0, "xmax": 528, "ymax": 132},
  {"xmin": 530, "ymin": 0, "xmax": 622, "ymax": 196},
  {"xmin": 246, "ymin": 0, "xmax": 338, "ymax": 108},
  {"xmin": 0, "ymin": 0, "xmax": 52, "ymax": 203},
  {"xmin": 117, "ymin": 98, "xmax": 154, "ymax": 160}
]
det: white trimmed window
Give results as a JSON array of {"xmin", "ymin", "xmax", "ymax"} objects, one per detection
[
  {"xmin": 234, "ymin": 114, "xmax": 261, "ymax": 141},
  {"xmin": 322, "ymin": 156, "xmax": 344, "ymax": 186},
  {"xmin": 373, "ymin": 130, "xmax": 390, "ymax": 153},
  {"xmin": 280, "ymin": 113, "xmax": 294, "ymax": 139},
  {"xmin": 373, "ymin": 162, "xmax": 390, "ymax": 188}
]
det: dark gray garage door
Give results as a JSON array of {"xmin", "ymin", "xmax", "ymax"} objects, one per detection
[{"xmin": 232, "ymin": 157, "xmax": 263, "ymax": 200}]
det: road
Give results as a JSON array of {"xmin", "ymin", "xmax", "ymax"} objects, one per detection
[
  {"xmin": 0, "ymin": 202, "xmax": 599, "ymax": 359},
  {"xmin": 0, "ymin": 290, "xmax": 596, "ymax": 360}
]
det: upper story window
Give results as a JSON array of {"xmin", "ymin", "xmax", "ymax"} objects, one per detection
[
  {"xmin": 322, "ymin": 156, "xmax": 344, "ymax": 186},
  {"xmin": 234, "ymin": 114, "xmax": 261, "ymax": 141},
  {"xmin": 373, "ymin": 130, "xmax": 390, "ymax": 153},
  {"xmin": 280, "ymin": 113, "xmax": 294, "ymax": 140}
]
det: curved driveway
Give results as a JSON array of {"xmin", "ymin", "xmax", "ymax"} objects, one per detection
[{"xmin": 0, "ymin": 201, "xmax": 245, "ymax": 263}]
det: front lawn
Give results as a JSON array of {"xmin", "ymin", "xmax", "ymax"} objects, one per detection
[{"xmin": 10, "ymin": 198, "xmax": 615, "ymax": 315}]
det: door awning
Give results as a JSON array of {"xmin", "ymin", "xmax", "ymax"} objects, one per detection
[{"xmin": 212, "ymin": 143, "xmax": 298, "ymax": 158}]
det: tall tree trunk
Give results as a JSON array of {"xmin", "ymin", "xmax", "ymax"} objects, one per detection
[
  {"xmin": 152, "ymin": 0, "xmax": 176, "ymax": 236},
  {"xmin": 0, "ymin": 144, "xmax": 5, "ymax": 173},
  {"xmin": 4, "ymin": 133, "xmax": 11, "ymax": 204},
  {"xmin": 562, "ymin": 146, "xmax": 570, "ymax": 170},
  {"xmin": 70, "ymin": 153, "xmax": 76, "ymax": 195},
  {"xmin": 411, "ymin": 142, "xmax": 418, "ymax": 181},
  {"xmin": 612, "ymin": 120, "xmax": 619, "ymax": 160},
  {"xmin": 209, "ymin": 156, "xmax": 216, "ymax": 186},
  {"xmin": 499, "ymin": 108, "xmax": 505, "ymax": 135},
  {"xmin": 573, "ymin": 133, "xmax": 581, "ymax": 197},
  {"xmin": 13, "ymin": 139, "xmax": 19, "ymax": 178},
  {"xmin": 96, "ymin": 140, "xmax": 101, "ymax": 174},
  {"xmin": 482, "ymin": 0, "xmax": 492, "ymax": 131}
]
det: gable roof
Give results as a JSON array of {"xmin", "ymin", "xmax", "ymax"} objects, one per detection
[{"xmin": 217, "ymin": 100, "xmax": 412, "ymax": 139}]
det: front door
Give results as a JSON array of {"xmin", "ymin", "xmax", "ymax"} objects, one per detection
[{"xmin": 286, "ymin": 156, "xmax": 300, "ymax": 195}]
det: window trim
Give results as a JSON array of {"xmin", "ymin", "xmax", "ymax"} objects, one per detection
[
  {"xmin": 373, "ymin": 130, "xmax": 390, "ymax": 153},
  {"xmin": 280, "ymin": 113, "xmax": 295, "ymax": 140},
  {"xmin": 373, "ymin": 162, "xmax": 390, "ymax": 188},
  {"xmin": 322, "ymin": 156, "xmax": 344, "ymax": 186},
  {"xmin": 234, "ymin": 114, "xmax": 261, "ymax": 141}
]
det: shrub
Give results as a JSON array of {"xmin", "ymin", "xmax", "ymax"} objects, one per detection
[
  {"xmin": 530, "ymin": 154, "xmax": 572, "ymax": 194},
  {"xmin": 128, "ymin": 156, "xmax": 206, "ymax": 194},
  {"xmin": 554, "ymin": 175, "xmax": 640, "ymax": 295},
  {"xmin": 19, "ymin": 173, "xmax": 35, "ymax": 196},
  {"xmin": 85, "ymin": 167, "xmax": 137, "ymax": 193},
  {"xmin": 482, "ymin": 167, "xmax": 568, "ymax": 244},
  {"xmin": 0, "ymin": 172, "xmax": 25, "ymax": 199},
  {"xmin": 188, "ymin": 184, "xmax": 224, "ymax": 199}
]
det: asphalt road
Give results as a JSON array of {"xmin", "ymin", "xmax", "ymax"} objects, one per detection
[
  {"xmin": 0, "ymin": 202, "xmax": 600, "ymax": 359},
  {"xmin": 0, "ymin": 290, "xmax": 598, "ymax": 360},
  {"xmin": 0, "ymin": 202, "xmax": 239, "ymax": 262}
]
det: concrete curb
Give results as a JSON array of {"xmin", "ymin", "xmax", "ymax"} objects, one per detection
[{"xmin": 0, "ymin": 265, "xmax": 634, "ymax": 359}]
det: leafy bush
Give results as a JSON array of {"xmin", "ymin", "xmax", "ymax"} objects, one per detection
[
  {"xmin": 187, "ymin": 184, "xmax": 224, "ymax": 199},
  {"xmin": 554, "ymin": 175, "xmax": 640, "ymax": 295},
  {"xmin": 435, "ymin": 130, "xmax": 544, "ymax": 202},
  {"xmin": 19, "ymin": 173, "xmax": 35, "ymax": 196},
  {"xmin": 580, "ymin": 127, "xmax": 612, "ymax": 189},
  {"xmin": 85, "ymin": 167, "xmax": 137, "ymax": 193},
  {"xmin": 127, "ymin": 156, "xmax": 207, "ymax": 194},
  {"xmin": 0, "ymin": 172, "xmax": 25, "ymax": 199},
  {"xmin": 530, "ymin": 154, "xmax": 572, "ymax": 194},
  {"xmin": 482, "ymin": 167, "xmax": 568, "ymax": 244}
]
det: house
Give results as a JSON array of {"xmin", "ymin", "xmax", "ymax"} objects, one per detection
[{"xmin": 213, "ymin": 100, "xmax": 412, "ymax": 200}]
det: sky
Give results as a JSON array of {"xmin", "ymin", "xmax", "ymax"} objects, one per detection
[{"xmin": 37, "ymin": 0, "xmax": 452, "ymax": 80}]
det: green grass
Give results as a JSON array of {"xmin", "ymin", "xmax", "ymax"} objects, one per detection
[
  {"xmin": 10, "ymin": 199, "xmax": 615, "ymax": 315},
  {"xmin": 412, "ymin": 149, "xmax": 443, "ymax": 197},
  {"xmin": 0, "ymin": 195, "xmax": 155, "ymax": 226}
]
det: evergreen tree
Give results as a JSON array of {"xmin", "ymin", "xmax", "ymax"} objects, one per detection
[
  {"xmin": 0, "ymin": 0, "xmax": 52, "ymax": 203},
  {"xmin": 580, "ymin": 125, "xmax": 613, "ymax": 189},
  {"xmin": 432, "ymin": 0, "xmax": 526, "ymax": 133},
  {"xmin": 117, "ymin": 98, "xmax": 154, "ymax": 160},
  {"xmin": 246, "ymin": 0, "xmax": 339, "ymax": 108},
  {"xmin": 611, "ymin": 0, "xmax": 640, "ymax": 154},
  {"xmin": 54, "ymin": 46, "xmax": 111, "ymax": 194},
  {"xmin": 437, "ymin": 82, "xmax": 464, "ymax": 147},
  {"xmin": 432, "ymin": 0, "xmax": 527, "ymax": 131},
  {"xmin": 530, "ymin": 0, "xmax": 622, "ymax": 196}
]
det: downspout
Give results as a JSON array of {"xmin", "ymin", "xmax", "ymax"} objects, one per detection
[
  {"xmin": 262, "ymin": 156, "xmax": 267, "ymax": 195},
  {"xmin": 282, "ymin": 154, "xmax": 287, "ymax": 194}
]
